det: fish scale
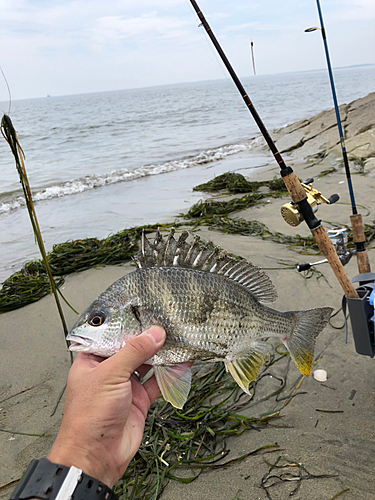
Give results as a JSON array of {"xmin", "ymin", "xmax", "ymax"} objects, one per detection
[{"xmin": 67, "ymin": 230, "xmax": 333, "ymax": 409}]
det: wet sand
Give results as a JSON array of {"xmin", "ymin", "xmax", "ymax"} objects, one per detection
[{"xmin": 1, "ymin": 93, "xmax": 375, "ymax": 499}]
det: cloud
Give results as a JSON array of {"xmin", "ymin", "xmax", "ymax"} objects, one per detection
[
  {"xmin": 90, "ymin": 14, "xmax": 192, "ymax": 45},
  {"xmin": 0, "ymin": 0, "xmax": 374, "ymax": 99},
  {"xmin": 335, "ymin": 0, "xmax": 375, "ymax": 20}
]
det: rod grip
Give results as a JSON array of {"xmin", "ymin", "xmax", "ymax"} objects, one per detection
[
  {"xmin": 350, "ymin": 214, "xmax": 366, "ymax": 243},
  {"xmin": 356, "ymin": 251, "xmax": 371, "ymax": 274},
  {"xmin": 311, "ymin": 225, "xmax": 358, "ymax": 298},
  {"xmin": 282, "ymin": 171, "xmax": 306, "ymax": 202},
  {"xmin": 350, "ymin": 214, "xmax": 371, "ymax": 273}
]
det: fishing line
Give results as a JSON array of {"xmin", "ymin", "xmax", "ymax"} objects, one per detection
[
  {"xmin": 184, "ymin": 0, "xmax": 233, "ymax": 84},
  {"xmin": 0, "ymin": 67, "xmax": 11, "ymax": 115}
]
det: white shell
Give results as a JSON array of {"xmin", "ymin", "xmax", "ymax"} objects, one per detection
[{"xmin": 313, "ymin": 369, "xmax": 327, "ymax": 382}]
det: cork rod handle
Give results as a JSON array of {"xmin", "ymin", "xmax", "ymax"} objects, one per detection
[
  {"xmin": 311, "ymin": 226, "xmax": 358, "ymax": 298},
  {"xmin": 350, "ymin": 214, "xmax": 371, "ymax": 274}
]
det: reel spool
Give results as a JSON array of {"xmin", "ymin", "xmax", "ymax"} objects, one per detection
[
  {"xmin": 281, "ymin": 177, "xmax": 339, "ymax": 227},
  {"xmin": 296, "ymin": 227, "xmax": 353, "ymax": 272}
]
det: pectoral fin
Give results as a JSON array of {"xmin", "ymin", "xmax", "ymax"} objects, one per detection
[
  {"xmin": 225, "ymin": 342, "xmax": 270, "ymax": 394},
  {"xmin": 154, "ymin": 364, "xmax": 192, "ymax": 409}
]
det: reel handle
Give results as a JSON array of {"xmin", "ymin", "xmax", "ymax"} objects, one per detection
[
  {"xmin": 328, "ymin": 193, "xmax": 340, "ymax": 204},
  {"xmin": 297, "ymin": 263, "xmax": 312, "ymax": 272}
]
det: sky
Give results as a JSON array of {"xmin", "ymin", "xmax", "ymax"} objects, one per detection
[{"xmin": 1, "ymin": 0, "xmax": 374, "ymax": 100}]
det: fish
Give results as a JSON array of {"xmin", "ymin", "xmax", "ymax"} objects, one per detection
[{"xmin": 67, "ymin": 229, "xmax": 332, "ymax": 409}]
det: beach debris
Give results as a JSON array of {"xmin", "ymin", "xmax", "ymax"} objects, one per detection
[
  {"xmin": 0, "ymin": 479, "xmax": 21, "ymax": 493},
  {"xmin": 349, "ymin": 389, "xmax": 357, "ymax": 400},
  {"xmin": 0, "ymin": 428, "xmax": 51, "ymax": 437},
  {"xmin": 313, "ymin": 369, "xmax": 328, "ymax": 382},
  {"xmin": 68, "ymin": 229, "xmax": 332, "ymax": 409},
  {"xmin": 260, "ymin": 455, "xmax": 338, "ymax": 499},
  {"xmin": 0, "ymin": 385, "xmax": 40, "ymax": 405},
  {"xmin": 329, "ymin": 487, "xmax": 350, "ymax": 499},
  {"xmin": 316, "ymin": 408, "xmax": 344, "ymax": 413}
]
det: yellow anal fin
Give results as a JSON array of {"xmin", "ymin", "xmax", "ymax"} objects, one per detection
[
  {"xmin": 154, "ymin": 364, "xmax": 192, "ymax": 409},
  {"xmin": 225, "ymin": 344, "xmax": 268, "ymax": 394}
]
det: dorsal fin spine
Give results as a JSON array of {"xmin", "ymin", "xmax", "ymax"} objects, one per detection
[
  {"xmin": 192, "ymin": 249, "xmax": 204, "ymax": 267},
  {"xmin": 185, "ymin": 236, "xmax": 200, "ymax": 262},
  {"xmin": 134, "ymin": 229, "xmax": 277, "ymax": 303}
]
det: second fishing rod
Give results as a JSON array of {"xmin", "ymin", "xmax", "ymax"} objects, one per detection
[
  {"xmin": 189, "ymin": 0, "xmax": 358, "ymax": 299},
  {"xmin": 310, "ymin": 0, "xmax": 371, "ymax": 276}
]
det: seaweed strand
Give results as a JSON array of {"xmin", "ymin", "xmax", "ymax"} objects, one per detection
[{"xmin": 1, "ymin": 115, "xmax": 72, "ymax": 361}]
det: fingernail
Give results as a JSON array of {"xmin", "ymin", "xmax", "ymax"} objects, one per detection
[{"xmin": 146, "ymin": 326, "xmax": 166, "ymax": 345}]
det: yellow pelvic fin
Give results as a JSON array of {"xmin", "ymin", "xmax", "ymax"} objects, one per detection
[
  {"xmin": 154, "ymin": 364, "xmax": 192, "ymax": 409},
  {"xmin": 225, "ymin": 344, "xmax": 269, "ymax": 394}
]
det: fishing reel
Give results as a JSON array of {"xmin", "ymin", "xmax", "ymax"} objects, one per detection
[
  {"xmin": 281, "ymin": 177, "xmax": 339, "ymax": 227},
  {"xmin": 296, "ymin": 227, "xmax": 354, "ymax": 272},
  {"xmin": 297, "ymin": 227, "xmax": 375, "ymax": 358}
]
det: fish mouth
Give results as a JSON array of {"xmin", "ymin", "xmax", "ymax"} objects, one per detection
[{"xmin": 67, "ymin": 335, "xmax": 92, "ymax": 352}]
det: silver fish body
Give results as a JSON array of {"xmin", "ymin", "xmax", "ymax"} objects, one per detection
[{"xmin": 67, "ymin": 230, "xmax": 332, "ymax": 408}]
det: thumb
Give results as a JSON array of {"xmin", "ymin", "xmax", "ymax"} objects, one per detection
[{"xmin": 102, "ymin": 326, "xmax": 166, "ymax": 380}]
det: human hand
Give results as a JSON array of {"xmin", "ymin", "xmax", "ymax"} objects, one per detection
[{"xmin": 48, "ymin": 326, "xmax": 166, "ymax": 487}]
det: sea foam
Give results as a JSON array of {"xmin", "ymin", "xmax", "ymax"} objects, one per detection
[{"xmin": 0, "ymin": 141, "xmax": 253, "ymax": 214}]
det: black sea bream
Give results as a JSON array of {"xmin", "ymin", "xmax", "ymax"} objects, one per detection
[{"xmin": 67, "ymin": 230, "xmax": 332, "ymax": 408}]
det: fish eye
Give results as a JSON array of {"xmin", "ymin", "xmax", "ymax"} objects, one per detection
[{"xmin": 88, "ymin": 312, "xmax": 106, "ymax": 327}]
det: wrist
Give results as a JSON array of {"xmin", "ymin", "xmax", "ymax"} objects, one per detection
[
  {"xmin": 10, "ymin": 458, "xmax": 117, "ymax": 500},
  {"xmin": 48, "ymin": 438, "xmax": 116, "ymax": 488}
]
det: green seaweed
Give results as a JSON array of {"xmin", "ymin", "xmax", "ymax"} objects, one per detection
[
  {"xmin": 183, "ymin": 192, "xmax": 286, "ymax": 219},
  {"xmin": 193, "ymin": 172, "xmax": 261, "ymax": 193},
  {"xmin": 193, "ymin": 172, "xmax": 288, "ymax": 194},
  {"xmin": 260, "ymin": 455, "xmax": 338, "ymax": 500},
  {"xmin": 0, "ymin": 223, "xmax": 176, "ymax": 313},
  {"xmin": 318, "ymin": 167, "xmax": 337, "ymax": 178},
  {"xmin": 115, "ymin": 350, "xmax": 291, "ymax": 500},
  {"xmin": 2, "ymin": 164, "xmax": 375, "ymax": 314}
]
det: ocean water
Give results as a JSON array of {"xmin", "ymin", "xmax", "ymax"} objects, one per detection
[{"xmin": 0, "ymin": 65, "xmax": 374, "ymax": 282}]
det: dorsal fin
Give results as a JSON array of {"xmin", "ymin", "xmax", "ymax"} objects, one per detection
[{"xmin": 133, "ymin": 229, "xmax": 277, "ymax": 303}]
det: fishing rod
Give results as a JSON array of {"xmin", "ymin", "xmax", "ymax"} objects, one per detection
[
  {"xmin": 250, "ymin": 40, "xmax": 256, "ymax": 76},
  {"xmin": 189, "ymin": 0, "xmax": 358, "ymax": 299},
  {"xmin": 305, "ymin": 0, "xmax": 371, "ymax": 275}
]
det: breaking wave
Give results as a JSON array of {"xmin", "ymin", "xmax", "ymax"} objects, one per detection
[{"xmin": 0, "ymin": 141, "xmax": 255, "ymax": 215}]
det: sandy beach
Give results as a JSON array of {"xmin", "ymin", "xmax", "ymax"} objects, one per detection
[{"xmin": 1, "ymin": 92, "xmax": 375, "ymax": 499}]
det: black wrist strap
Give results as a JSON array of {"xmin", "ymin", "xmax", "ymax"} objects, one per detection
[{"xmin": 10, "ymin": 458, "xmax": 118, "ymax": 500}]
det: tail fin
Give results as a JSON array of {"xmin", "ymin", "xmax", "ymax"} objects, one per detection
[{"xmin": 283, "ymin": 307, "xmax": 332, "ymax": 376}]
